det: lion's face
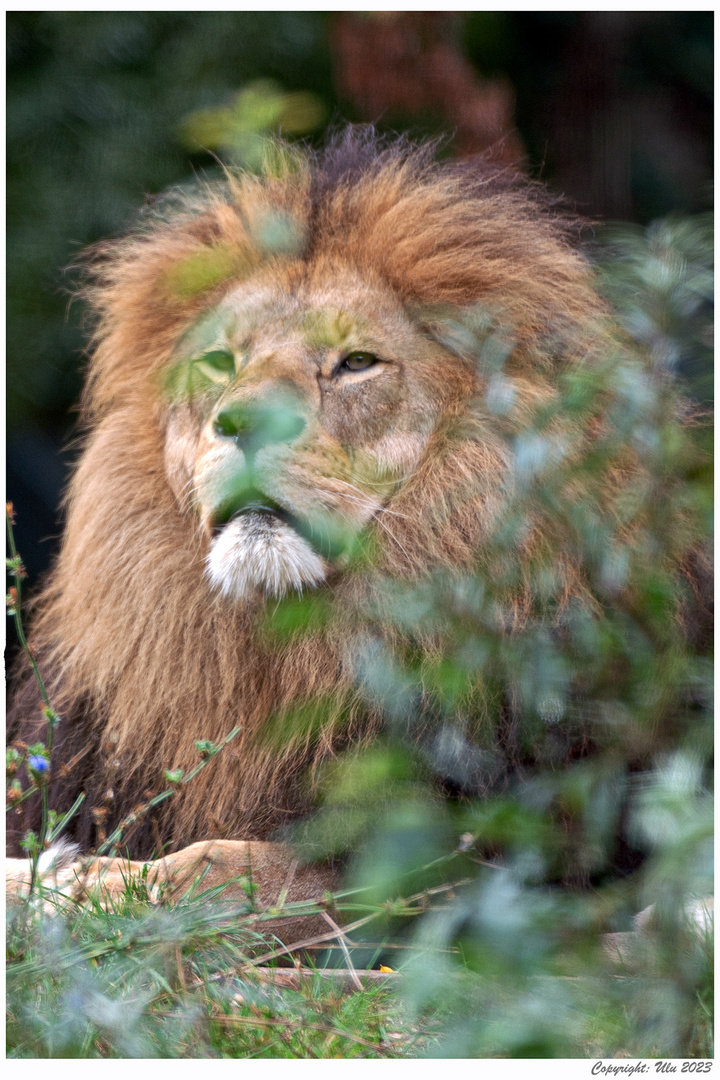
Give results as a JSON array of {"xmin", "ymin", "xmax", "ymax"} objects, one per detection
[{"xmin": 162, "ymin": 265, "xmax": 472, "ymax": 600}]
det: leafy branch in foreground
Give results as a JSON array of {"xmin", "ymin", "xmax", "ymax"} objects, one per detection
[
  {"xmin": 6, "ymin": 503, "xmax": 71, "ymax": 890},
  {"xmin": 95, "ymin": 727, "xmax": 242, "ymax": 858}
]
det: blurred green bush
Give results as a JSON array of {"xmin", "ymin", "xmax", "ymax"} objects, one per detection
[{"xmin": 276, "ymin": 212, "xmax": 713, "ymax": 1057}]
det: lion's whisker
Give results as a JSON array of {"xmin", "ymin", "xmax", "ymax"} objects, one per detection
[{"xmin": 330, "ymin": 490, "xmax": 414, "ymax": 563}]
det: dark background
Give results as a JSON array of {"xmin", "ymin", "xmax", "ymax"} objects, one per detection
[{"xmin": 7, "ymin": 11, "xmax": 713, "ymax": 586}]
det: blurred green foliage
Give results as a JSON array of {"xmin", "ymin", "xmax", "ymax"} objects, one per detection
[
  {"xmin": 179, "ymin": 78, "xmax": 325, "ymax": 170},
  {"xmin": 273, "ymin": 214, "xmax": 711, "ymax": 1057},
  {"xmin": 597, "ymin": 215, "xmax": 714, "ymax": 407}
]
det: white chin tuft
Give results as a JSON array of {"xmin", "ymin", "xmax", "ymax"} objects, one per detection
[{"xmin": 206, "ymin": 513, "xmax": 327, "ymax": 600}]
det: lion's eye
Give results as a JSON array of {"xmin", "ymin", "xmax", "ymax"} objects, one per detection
[
  {"xmin": 193, "ymin": 349, "xmax": 236, "ymax": 384},
  {"xmin": 338, "ymin": 352, "xmax": 379, "ymax": 374}
]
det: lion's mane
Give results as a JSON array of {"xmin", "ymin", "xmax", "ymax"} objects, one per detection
[{"xmin": 10, "ymin": 129, "xmax": 619, "ymax": 856}]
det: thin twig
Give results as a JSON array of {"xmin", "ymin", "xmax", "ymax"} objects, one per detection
[
  {"xmin": 321, "ymin": 911, "xmax": 364, "ymax": 990},
  {"xmin": 275, "ymin": 857, "xmax": 299, "ymax": 910},
  {"xmin": 6, "ymin": 507, "xmax": 51, "ymax": 710},
  {"xmin": 96, "ymin": 725, "xmax": 242, "ymax": 856},
  {"xmin": 243, "ymin": 879, "xmax": 471, "ymax": 968},
  {"xmin": 242, "ymin": 912, "xmax": 381, "ymax": 969},
  {"xmin": 175, "ymin": 945, "xmax": 188, "ymax": 994},
  {"xmin": 6, "ymin": 506, "xmax": 63, "ymax": 891}
]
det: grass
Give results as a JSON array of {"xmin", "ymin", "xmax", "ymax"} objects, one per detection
[
  {"xmin": 6, "ymin": 862, "xmax": 450, "ymax": 1059},
  {"xmin": 6, "ymin": 879, "xmax": 422, "ymax": 1058},
  {"xmin": 7, "ymin": 860, "xmax": 713, "ymax": 1059}
]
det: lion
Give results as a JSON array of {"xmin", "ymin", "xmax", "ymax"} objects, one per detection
[{"xmin": 10, "ymin": 128, "xmax": 691, "ymax": 893}]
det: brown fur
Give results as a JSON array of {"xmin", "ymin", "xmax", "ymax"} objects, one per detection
[
  {"xmin": 6, "ymin": 839, "xmax": 337, "ymax": 942},
  {"xmin": 10, "ymin": 129, "xmax": 627, "ymax": 857}
]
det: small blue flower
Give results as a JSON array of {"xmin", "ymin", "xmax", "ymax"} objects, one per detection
[{"xmin": 28, "ymin": 754, "xmax": 49, "ymax": 773}]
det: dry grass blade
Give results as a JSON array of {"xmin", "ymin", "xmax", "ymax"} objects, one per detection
[
  {"xmin": 321, "ymin": 910, "xmax": 364, "ymax": 990},
  {"xmin": 241, "ymin": 879, "xmax": 471, "ymax": 968},
  {"xmin": 242, "ymin": 911, "xmax": 380, "ymax": 969}
]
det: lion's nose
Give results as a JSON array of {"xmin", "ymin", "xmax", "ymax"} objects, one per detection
[{"xmin": 213, "ymin": 397, "xmax": 306, "ymax": 455}]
